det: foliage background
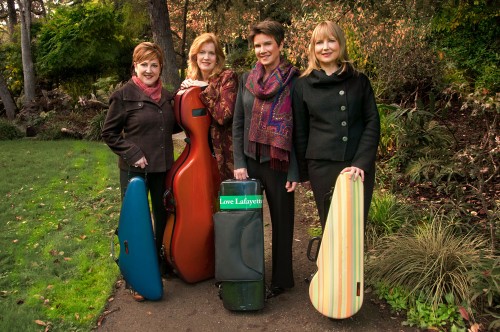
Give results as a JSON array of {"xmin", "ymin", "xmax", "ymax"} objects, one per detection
[{"xmin": 0, "ymin": 0, "xmax": 498, "ymax": 330}]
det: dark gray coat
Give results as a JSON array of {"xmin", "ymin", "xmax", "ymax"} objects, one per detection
[
  {"xmin": 102, "ymin": 80, "xmax": 177, "ymax": 173},
  {"xmin": 232, "ymin": 73, "xmax": 299, "ymax": 182}
]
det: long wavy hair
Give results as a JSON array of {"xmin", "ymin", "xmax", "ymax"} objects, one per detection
[
  {"xmin": 301, "ymin": 21, "xmax": 353, "ymax": 77},
  {"xmin": 186, "ymin": 33, "xmax": 226, "ymax": 80}
]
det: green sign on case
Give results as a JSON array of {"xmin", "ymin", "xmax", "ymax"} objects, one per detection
[{"xmin": 219, "ymin": 195, "xmax": 263, "ymax": 209}]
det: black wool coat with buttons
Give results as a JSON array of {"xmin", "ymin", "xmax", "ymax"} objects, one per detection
[
  {"xmin": 292, "ymin": 67, "xmax": 380, "ymax": 182},
  {"xmin": 102, "ymin": 80, "xmax": 179, "ymax": 173}
]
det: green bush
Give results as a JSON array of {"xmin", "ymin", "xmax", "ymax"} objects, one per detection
[
  {"xmin": 404, "ymin": 293, "xmax": 465, "ymax": 331},
  {"xmin": 368, "ymin": 191, "xmax": 411, "ymax": 236},
  {"xmin": 385, "ymin": 106, "xmax": 457, "ymax": 185},
  {"xmin": 374, "ymin": 281, "xmax": 410, "ymax": 313},
  {"xmin": 431, "ymin": 0, "xmax": 500, "ymax": 93},
  {"xmin": 35, "ymin": 2, "xmax": 133, "ymax": 87},
  {"xmin": 85, "ymin": 110, "xmax": 107, "ymax": 141},
  {"xmin": 377, "ymin": 104, "xmax": 404, "ymax": 161},
  {"xmin": 0, "ymin": 119, "xmax": 24, "ymax": 140},
  {"xmin": 468, "ymin": 255, "xmax": 500, "ymax": 330}
]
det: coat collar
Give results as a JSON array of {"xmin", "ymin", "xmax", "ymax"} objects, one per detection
[
  {"xmin": 307, "ymin": 66, "xmax": 354, "ymax": 87},
  {"xmin": 121, "ymin": 80, "xmax": 173, "ymax": 105}
]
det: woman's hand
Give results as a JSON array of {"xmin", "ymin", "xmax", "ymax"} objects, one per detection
[
  {"xmin": 341, "ymin": 166, "xmax": 364, "ymax": 181},
  {"xmin": 133, "ymin": 156, "xmax": 148, "ymax": 169},
  {"xmin": 285, "ymin": 181, "xmax": 297, "ymax": 192},
  {"xmin": 234, "ymin": 168, "xmax": 248, "ymax": 180},
  {"xmin": 179, "ymin": 79, "xmax": 208, "ymax": 90}
]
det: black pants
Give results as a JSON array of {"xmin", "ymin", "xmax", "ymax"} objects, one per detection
[
  {"xmin": 247, "ymin": 158, "xmax": 295, "ymax": 289},
  {"xmin": 307, "ymin": 159, "xmax": 375, "ymax": 230},
  {"xmin": 120, "ymin": 170, "xmax": 167, "ymax": 256}
]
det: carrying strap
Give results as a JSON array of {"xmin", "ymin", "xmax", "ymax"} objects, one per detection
[{"xmin": 110, "ymin": 228, "xmax": 119, "ymax": 264}]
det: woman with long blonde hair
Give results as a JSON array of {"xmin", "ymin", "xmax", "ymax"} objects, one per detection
[{"xmin": 178, "ymin": 33, "xmax": 238, "ymax": 180}]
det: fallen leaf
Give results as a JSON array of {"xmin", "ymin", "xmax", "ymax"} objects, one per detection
[
  {"xmin": 468, "ymin": 323, "xmax": 482, "ymax": 332},
  {"xmin": 459, "ymin": 306, "xmax": 470, "ymax": 321}
]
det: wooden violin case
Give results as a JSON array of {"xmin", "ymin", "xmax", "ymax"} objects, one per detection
[{"xmin": 162, "ymin": 86, "xmax": 220, "ymax": 283}]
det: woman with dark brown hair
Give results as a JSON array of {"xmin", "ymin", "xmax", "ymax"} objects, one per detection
[{"xmin": 233, "ymin": 20, "xmax": 300, "ymax": 298}]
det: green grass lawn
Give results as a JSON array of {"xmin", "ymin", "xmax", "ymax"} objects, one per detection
[{"xmin": 0, "ymin": 140, "xmax": 122, "ymax": 331}]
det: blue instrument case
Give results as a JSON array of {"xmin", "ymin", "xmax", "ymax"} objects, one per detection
[{"xmin": 112, "ymin": 177, "xmax": 163, "ymax": 300}]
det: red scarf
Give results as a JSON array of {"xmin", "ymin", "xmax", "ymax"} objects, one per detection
[
  {"xmin": 132, "ymin": 76, "xmax": 162, "ymax": 102},
  {"xmin": 246, "ymin": 59, "xmax": 299, "ymax": 171}
]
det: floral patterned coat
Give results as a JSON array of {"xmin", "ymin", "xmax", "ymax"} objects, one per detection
[{"xmin": 199, "ymin": 69, "xmax": 238, "ymax": 181}]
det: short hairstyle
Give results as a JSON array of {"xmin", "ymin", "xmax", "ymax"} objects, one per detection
[
  {"xmin": 132, "ymin": 42, "xmax": 165, "ymax": 74},
  {"xmin": 186, "ymin": 33, "xmax": 226, "ymax": 80},
  {"xmin": 248, "ymin": 20, "xmax": 285, "ymax": 48},
  {"xmin": 301, "ymin": 21, "xmax": 352, "ymax": 77}
]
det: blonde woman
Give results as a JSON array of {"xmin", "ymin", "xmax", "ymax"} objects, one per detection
[
  {"xmin": 293, "ymin": 21, "xmax": 380, "ymax": 229},
  {"xmin": 178, "ymin": 33, "xmax": 238, "ymax": 181}
]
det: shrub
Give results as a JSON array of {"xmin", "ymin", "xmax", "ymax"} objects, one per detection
[
  {"xmin": 404, "ymin": 293, "xmax": 466, "ymax": 331},
  {"xmin": 0, "ymin": 119, "xmax": 24, "ymax": 140},
  {"xmin": 374, "ymin": 281, "xmax": 410, "ymax": 313},
  {"xmin": 366, "ymin": 213, "xmax": 489, "ymax": 308},
  {"xmin": 368, "ymin": 191, "xmax": 411, "ymax": 236},
  {"xmin": 468, "ymin": 255, "xmax": 500, "ymax": 330},
  {"xmin": 386, "ymin": 106, "xmax": 457, "ymax": 185},
  {"xmin": 85, "ymin": 110, "xmax": 107, "ymax": 141}
]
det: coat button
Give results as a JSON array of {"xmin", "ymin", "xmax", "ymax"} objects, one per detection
[
  {"xmin": 342, "ymin": 136, "xmax": 348, "ymax": 142},
  {"xmin": 341, "ymin": 121, "xmax": 347, "ymax": 126},
  {"xmin": 341, "ymin": 105, "xmax": 346, "ymax": 111},
  {"xmin": 138, "ymin": 102, "xmax": 143, "ymax": 107},
  {"xmin": 339, "ymin": 90, "xmax": 345, "ymax": 96}
]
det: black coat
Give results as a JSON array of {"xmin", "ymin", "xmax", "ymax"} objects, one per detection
[
  {"xmin": 292, "ymin": 68, "xmax": 380, "ymax": 181},
  {"xmin": 102, "ymin": 80, "xmax": 177, "ymax": 173}
]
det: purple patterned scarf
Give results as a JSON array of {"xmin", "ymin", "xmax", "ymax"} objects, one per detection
[{"xmin": 246, "ymin": 59, "xmax": 299, "ymax": 171}]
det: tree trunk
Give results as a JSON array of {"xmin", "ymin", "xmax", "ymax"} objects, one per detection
[
  {"xmin": 17, "ymin": 0, "xmax": 36, "ymax": 103},
  {"xmin": 148, "ymin": 0, "xmax": 181, "ymax": 89},
  {"xmin": 0, "ymin": 71, "xmax": 18, "ymax": 120},
  {"xmin": 180, "ymin": 0, "xmax": 189, "ymax": 79},
  {"xmin": 7, "ymin": 0, "xmax": 17, "ymax": 40}
]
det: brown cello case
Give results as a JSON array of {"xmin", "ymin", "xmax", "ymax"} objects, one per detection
[{"xmin": 162, "ymin": 86, "xmax": 221, "ymax": 283}]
